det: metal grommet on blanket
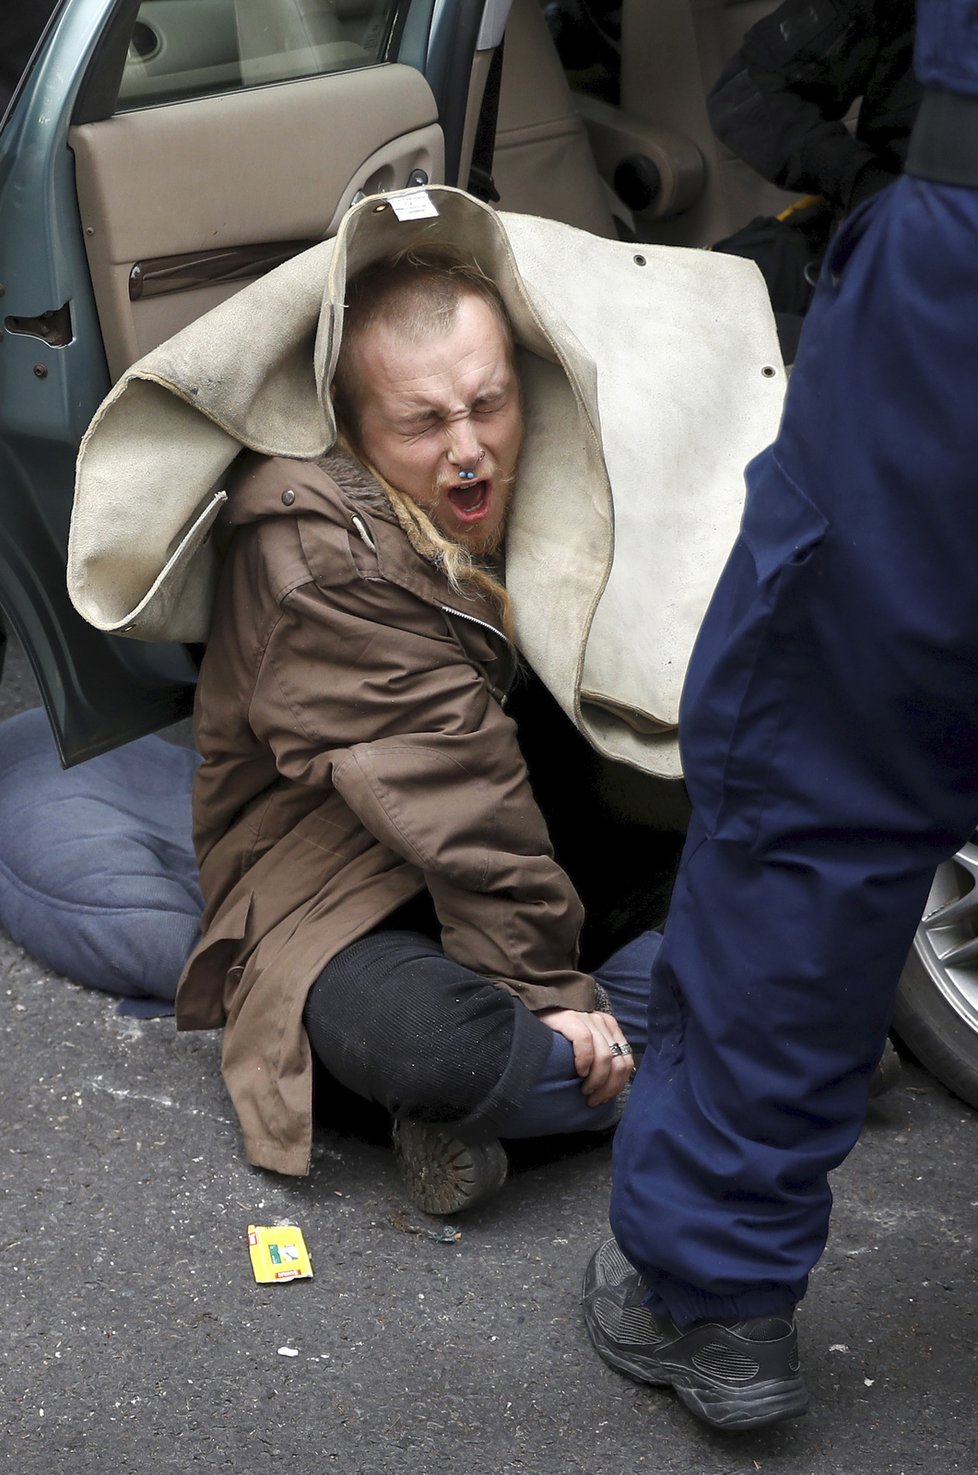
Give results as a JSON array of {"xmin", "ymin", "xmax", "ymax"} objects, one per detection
[{"xmin": 281, "ymin": 489, "xmax": 295, "ymax": 506}]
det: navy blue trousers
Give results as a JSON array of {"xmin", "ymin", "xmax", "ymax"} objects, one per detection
[{"xmin": 611, "ymin": 170, "xmax": 978, "ymax": 1324}]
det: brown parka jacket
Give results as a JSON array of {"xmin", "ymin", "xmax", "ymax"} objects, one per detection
[{"xmin": 175, "ymin": 449, "xmax": 597, "ymax": 1176}]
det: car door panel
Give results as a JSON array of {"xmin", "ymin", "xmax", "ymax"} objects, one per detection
[{"xmin": 70, "ymin": 63, "xmax": 442, "ymax": 377}]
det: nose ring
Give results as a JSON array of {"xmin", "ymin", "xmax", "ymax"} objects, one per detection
[{"xmin": 455, "ymin": 449, "xmax": 485, "ymax": 481}]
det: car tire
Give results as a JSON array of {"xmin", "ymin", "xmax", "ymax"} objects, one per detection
[{"xmin": 894, "ymin": 840, "xmax": 978, "ymax": 1111}]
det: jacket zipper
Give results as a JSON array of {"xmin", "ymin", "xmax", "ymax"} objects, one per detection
[
  {"xmin": 349, "ymin": 512, "xmax": 515, "ymax": 689},
  {"xmin": 440, "ymin": 603, "xmax": 508, "ymax": 645},
  {"xmin": 351, "ymin": 514, "xmax": 377, "ymax": 551},
  {"xmin": 440, "ymin": 604, "xmax": 517, "ymax": 702}
]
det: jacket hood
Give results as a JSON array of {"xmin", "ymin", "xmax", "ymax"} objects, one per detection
[{"xmin": 67, "ymin": 185, "xmax": 785, "ymax": 778}]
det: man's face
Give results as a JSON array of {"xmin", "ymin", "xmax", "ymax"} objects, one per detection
[{"xmin": 349, "ymin": 292, "xmax": 523, "ymax": 556}]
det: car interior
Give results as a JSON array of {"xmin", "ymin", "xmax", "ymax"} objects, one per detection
[
  {"xmin": 67, "ymin": 0, "xmax": 795, "ymax": 383},
  {"xmin": 493, "ymin": 0, "xmax": 797, "ymax": 246}
]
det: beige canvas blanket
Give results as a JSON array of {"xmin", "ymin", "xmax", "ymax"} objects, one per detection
[{"xmin": 68, "ymin": 185, "xmax": 785, "ymax": 779}]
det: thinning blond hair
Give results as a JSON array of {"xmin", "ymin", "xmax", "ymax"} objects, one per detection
[{"xmin": 331, "ymin": 246, "xmax": 516, "ymax": 638}]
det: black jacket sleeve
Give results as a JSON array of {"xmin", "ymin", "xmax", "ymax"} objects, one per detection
[{"xmin": 707, "ymin": 0, "xmax": 906, "ymax": 211}]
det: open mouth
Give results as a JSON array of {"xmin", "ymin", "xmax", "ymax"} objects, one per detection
[{"xmin": 446, "ymin": 478, "xmax": 492, "ymax": 523}]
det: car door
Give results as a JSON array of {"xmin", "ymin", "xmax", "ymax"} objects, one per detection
[{"xmin": 0, "ymin": 0, "xmax": 507, "ymax": 764}]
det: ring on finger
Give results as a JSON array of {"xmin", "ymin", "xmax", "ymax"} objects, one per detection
[{"xmin": 609, "ymin": 1041, "xmax": 633, "ymax": 1059}]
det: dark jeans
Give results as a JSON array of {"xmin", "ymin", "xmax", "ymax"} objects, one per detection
[{"xmin": 303, "ymin": 925, "xmax": 660, "ymax": 1141}]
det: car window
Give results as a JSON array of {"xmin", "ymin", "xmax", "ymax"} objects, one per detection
[{"xmin": 117, "ymin": 0, "xmax": 399, "ymax": 110}]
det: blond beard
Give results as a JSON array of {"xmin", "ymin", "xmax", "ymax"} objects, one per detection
[{"xmin": 339, "ymin": 433, "xmax": 517, "ymax": 639}]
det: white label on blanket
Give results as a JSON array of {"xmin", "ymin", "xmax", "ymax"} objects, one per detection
[{"xmin": 389, "ymin": 191, "xmax": 439, "ymax": 221}]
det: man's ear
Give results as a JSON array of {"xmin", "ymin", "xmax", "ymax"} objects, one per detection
[{"xmin": 330, "ymin": 388, "xmax": 358, "ymax": 454}]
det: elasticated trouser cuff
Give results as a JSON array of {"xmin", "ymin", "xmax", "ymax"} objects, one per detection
[{"xmin": 641, "ymin": 1267, "xmax": 807, "ymax": 1328}]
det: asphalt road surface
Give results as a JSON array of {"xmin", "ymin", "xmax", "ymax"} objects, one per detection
[{"xmin": 1, "ymin": 634, "xmax": 976, "ymax": 1474}]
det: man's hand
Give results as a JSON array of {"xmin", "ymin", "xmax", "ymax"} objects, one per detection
[{"xmin": 538, "ymin": 1008, "xmax": 634, "ymax": 1107}]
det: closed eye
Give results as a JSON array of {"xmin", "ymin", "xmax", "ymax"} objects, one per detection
[
  {"xmin": 399, "ymin": 416, "xmax": 440, "ymax": 439},
  {"xmin": 472, "ymin": 395, "xmax": 508, "ymax": 416}
]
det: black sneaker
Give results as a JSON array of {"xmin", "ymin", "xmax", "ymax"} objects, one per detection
[
  {"xmin": 392, "ymin": 1121, "xmax": 508, "ymax": 1216},
  {"xmin": 582, "ymin": 1238, "xmax": 810, "ymax": 1431}
]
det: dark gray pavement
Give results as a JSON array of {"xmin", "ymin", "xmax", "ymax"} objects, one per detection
[{"xmin": 2, "ymin": 635, "xmax": 977, "ymax": 1474}]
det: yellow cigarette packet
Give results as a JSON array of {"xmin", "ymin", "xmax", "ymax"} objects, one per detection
[{"xmin": 247, "ymin": 1224, "xmax": 313, "ymax": 1283}]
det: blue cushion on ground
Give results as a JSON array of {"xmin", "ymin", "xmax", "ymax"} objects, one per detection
[{"xmin": 0, "ymin": 708, "xmax": 202, "ymax": 1008}]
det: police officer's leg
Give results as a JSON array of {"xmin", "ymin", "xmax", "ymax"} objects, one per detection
[{"xmin": 586, "ymin": 172, "xmax": 978, "ymax": 1427}]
